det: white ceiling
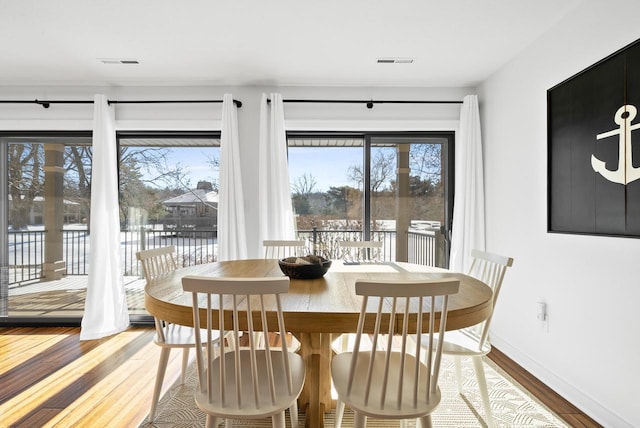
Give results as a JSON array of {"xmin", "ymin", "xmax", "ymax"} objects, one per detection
[{"xmin": 0, "ymin": 0, "xmax": 581, "ymax": 88}]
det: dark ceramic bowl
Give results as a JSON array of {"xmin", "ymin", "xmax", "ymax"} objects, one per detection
[{"xmin": 278, "ymin": 256, "xmax": 332, "ymax": 279}]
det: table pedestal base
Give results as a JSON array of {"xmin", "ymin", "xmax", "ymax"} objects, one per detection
[{"xmin": 295, "ymin": 332, "xmax": 334, "ymax": 428}]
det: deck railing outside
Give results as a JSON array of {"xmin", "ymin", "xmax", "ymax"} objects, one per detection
[
  {"xmin": 123, "ymin": 227, "xmax": 217, "ymax": 276},
  {"xmin": 7, "ymin": 227, "xmax": 444, "ymax": 286},
  {"xmin": 7, "ymin": 229, "xmax": 45, "ymax": 285}
]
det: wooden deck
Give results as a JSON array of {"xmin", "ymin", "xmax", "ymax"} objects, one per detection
[{"xmin": 7, "ymin": 275, "xmax": 149, "ymax": 318}]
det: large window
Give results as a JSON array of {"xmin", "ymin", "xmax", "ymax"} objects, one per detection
[
  {"xmin": 0, "ymin": 131, "xmax": 220, "ymax": 324},
  {"xmin": 288, "ymin": 135, "xmax": 364, "ymax": 230},
  {"xmin": 1, "ymin": 132, "xmax": 93, "ymax": 322},
  {"xmin": 287, "ymin": 132, "xmax": 454, "ymax": 267},
  {"xmin": 117, "ymin": 132, "xmax": 220, "ymax": 320}
]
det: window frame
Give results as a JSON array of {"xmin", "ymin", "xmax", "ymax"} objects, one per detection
[
  {"xmin": 286, "ymin": 130, "xmax": 455, "ymax": 262},
  {"xmin": 0, "ymin": 131, "xmax": 92, "ymax": 325},
  {"xmin": 116, "ymin": 130, "xmax": 222, "ymax": 325}
]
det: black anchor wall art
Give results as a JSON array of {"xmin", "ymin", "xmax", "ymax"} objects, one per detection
[{"xmin": 548, "ymin": 38, "xmax": 640, "ymax": 237}]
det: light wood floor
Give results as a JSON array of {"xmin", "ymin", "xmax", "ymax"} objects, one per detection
[
  {"xmin": 0, "ymin": 326, "xmax": 601, "ymax": 428},
  {"xmin": 0, "ymin": 326, "xmax": 172, "ymax": 428}
]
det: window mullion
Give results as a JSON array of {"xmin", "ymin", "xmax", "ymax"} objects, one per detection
[
  {"xmin": 363, "ymin": 135, "xmax": 371, "ymax": 241},
  {"xmin": 0, "ymin": 140, "xmax": 7, "ymax": 317}
]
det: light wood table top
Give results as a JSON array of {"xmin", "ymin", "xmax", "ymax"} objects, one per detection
[
  {"xmin": 144, "ymin": 259, "xmax": 493, "ymax": 428},
  {"xmin": 145, "ymin": 259, "xmax": 493, "ymax": 333}
]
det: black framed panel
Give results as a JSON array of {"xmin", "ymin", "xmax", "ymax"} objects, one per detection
[{"xmin": 548, "ymin": 38, "xmax": 640, "ymax": 237}]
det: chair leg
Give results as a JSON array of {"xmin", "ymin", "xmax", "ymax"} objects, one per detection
[
  {"xmin": 454, "ymin": 355, "xmax": 464, "ymax": 394},
  {"xmin": 181, "ymin": 348, "xmax": 190, "ymax": 384},
  {"xmin": 205, "ymin": 415, "xmax": 220, "ymax": 428},
  {"xmin": 289, "ymin": 399, "xmax": 299, "ymax": 428},
  {"xmin": 472, "ymin": 356, "xmax": 495, "ymax": 428},
  {"xmin": 418, "ymin": 414, "xmax": 433, "ymax": 428},
  {"xmin": 149, "ymin": 347, "xmax": 171, "ymax": 421},
  {"xmin": 334, "ymin": 400, "xmax": 345, "ymax": 428},
  {"xmin": 254, "ymin": 332, "xmax": 264, "ymax": 348},
  {"xmin": 223, "ymin": 331, "xmax": 234, "ymax": 352},
  {"xmin": 353, "ymin": 411, "xmax": 366, "ymax": 428},
  {"xmin": 272, "ymin": 411, "xmax": 286, "ymax": 428},
  {"xmin": 341, "ymin": 333, "xmax": 351, "ymax": 352}
]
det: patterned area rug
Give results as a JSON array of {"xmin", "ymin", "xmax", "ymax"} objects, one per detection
[{"xmin": 139, "ymin": 356, "xmax": 567, "ymax": 427}]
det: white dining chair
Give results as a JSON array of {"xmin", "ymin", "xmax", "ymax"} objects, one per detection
[
  {"xmin": 263, "ymin": 239, "xmax": 307, "ymax": 259},
  {"xmin": 338, "ymin": 240, "xmax": 383, "ymax": 262},
  {"xmin": 262, "ymin": 240, "xmax": 304, "ymax": 352},
  {"xmin": 420, "ymin": 249, "xmax": 514, "ymax": 428},
  {"xmin": 137, "ymin": 246, "xmax": 221, "ymax": 422},
  {"xmin": 332, "ymin": 277, "xmax": 460, "ymax": 428},
  {"xmin": 333, "ymin": 240, "xmax": 385, "ymax": 354},
  {"xmin": 182, "ymin": 275, "xmax": 306, "ymax": 428}
]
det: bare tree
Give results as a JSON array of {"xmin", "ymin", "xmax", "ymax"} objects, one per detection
[
  {"xmin": 9, "ymin": 140, "xmax": 218, "ymax": 233},
  {"xmin": 122, "ymin": 147, "xmax": 187, "ymax": 188},
  {"xmin": 347, "ymin": 149, "xmax": 395, "ymax": 192},
  {"xmin": 8, "ymin": 144, "xmax": 43, "ymax": 229},
  {"xmin": 62, "ymin": 146, "xmax": 182, "ymax": 227},
  {"xmin": 291, "ymin": 172, "xmax": 317, "ymax": 196},
  {"xmin": 291, "ymin": 173, "xmax": 317, "ymax": 216},
  {"xmin": 409, "ymin": 144, "xmax": 442, "ymax": 183},
  {"xmin": 64, "ymin": 146, "xmax": 92, "ymax": 225},
  {"xmin": 205, "ymin": 152, "xmax": 220, "ymax": 192}
]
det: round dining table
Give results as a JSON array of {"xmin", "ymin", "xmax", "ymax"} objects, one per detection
[{"xmin": 145, "ymin": 258, "xmax": 493, "ymax": 428}]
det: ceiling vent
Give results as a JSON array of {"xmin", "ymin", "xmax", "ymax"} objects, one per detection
[
  {"xmin": 99, "ymin": 58, "xmax": 140, "ymax": 65},
  {"xmin": 377, "ymin": 58, "xmax": 414, "ymax": 64}
]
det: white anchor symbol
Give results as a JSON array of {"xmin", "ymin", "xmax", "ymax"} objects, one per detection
[{"xmin": 591, "ymin": 104, "xmax": 640, "ymax": 185}]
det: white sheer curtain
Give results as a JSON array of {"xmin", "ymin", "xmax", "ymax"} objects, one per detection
[
  {"xmin": 218, "ymin": 94, "xmax": 248, "ymax": 261},
  {"xmin": 80, "ymin": 94, "xmax": 129, "ymax": 340},
  {"xmin": 258, "ymin": 93, "xmax": 296, "ymax": 244},
  {"xmin": 449, "ymin": 94, "xmax": 486, "ymax": 272}
]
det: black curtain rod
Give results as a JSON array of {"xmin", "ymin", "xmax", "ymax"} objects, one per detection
[
  {"xmin": 266, "ymin": 98, "xmax": 462, "ymax": 108},
  {"xmin": 0, "ymin": 100, "xmax": 93, "ymax": 108},
  {"xmin": 108, "ymin": 99, "xmax": 242, "ymax": 107},
  {"xmin": 0, "ymin": 98, "xmax": 242, "ymax": 108}
]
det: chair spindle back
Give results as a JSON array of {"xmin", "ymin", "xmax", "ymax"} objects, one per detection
[{"xmin": 466, "ymin": 249, "xmax": 514, "ymax": 347}]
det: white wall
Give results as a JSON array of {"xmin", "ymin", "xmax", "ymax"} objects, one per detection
[
  {"xmin": 478, "ymin": 1, "xmax": 640, "ymax": 426},
  {"xmin": 0, "ymin": 85, "xmax": 469, "ymax": 258}
]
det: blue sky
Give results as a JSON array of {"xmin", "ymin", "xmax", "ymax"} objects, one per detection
[
  {"xmin": 287, "ymin": 147, "xmax": 362, "ymax": 192},
  {"xmin": 140, "ymin": 146, "xmax": 363, "ymax": 193},
  {"xmin": 138, "ymin": 146, "xmax": 218, "ymax": 189}
]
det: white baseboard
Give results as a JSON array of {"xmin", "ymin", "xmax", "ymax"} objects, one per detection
[{"xmin": 490, "ymin": 334, "xmax": 632, "ymax": 428}]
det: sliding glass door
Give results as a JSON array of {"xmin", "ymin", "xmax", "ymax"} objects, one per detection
[
  {"xmin": 1, "ymin": 133, "xmax": 92, "ymax": 322},
  {"xmin": 287, "ymin": 132, "xmax": 454, "ymax": 267},
  {"xmin": 0, "ymin": 131, "xmax": 220, "ymax": 324},
  {"xmin": 117, "ymin": 132, "xmax": 220, "ymax": 322},
  {"xmin": 368, "ymin": 134, "xmax": 453, "ymax": 266}
]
